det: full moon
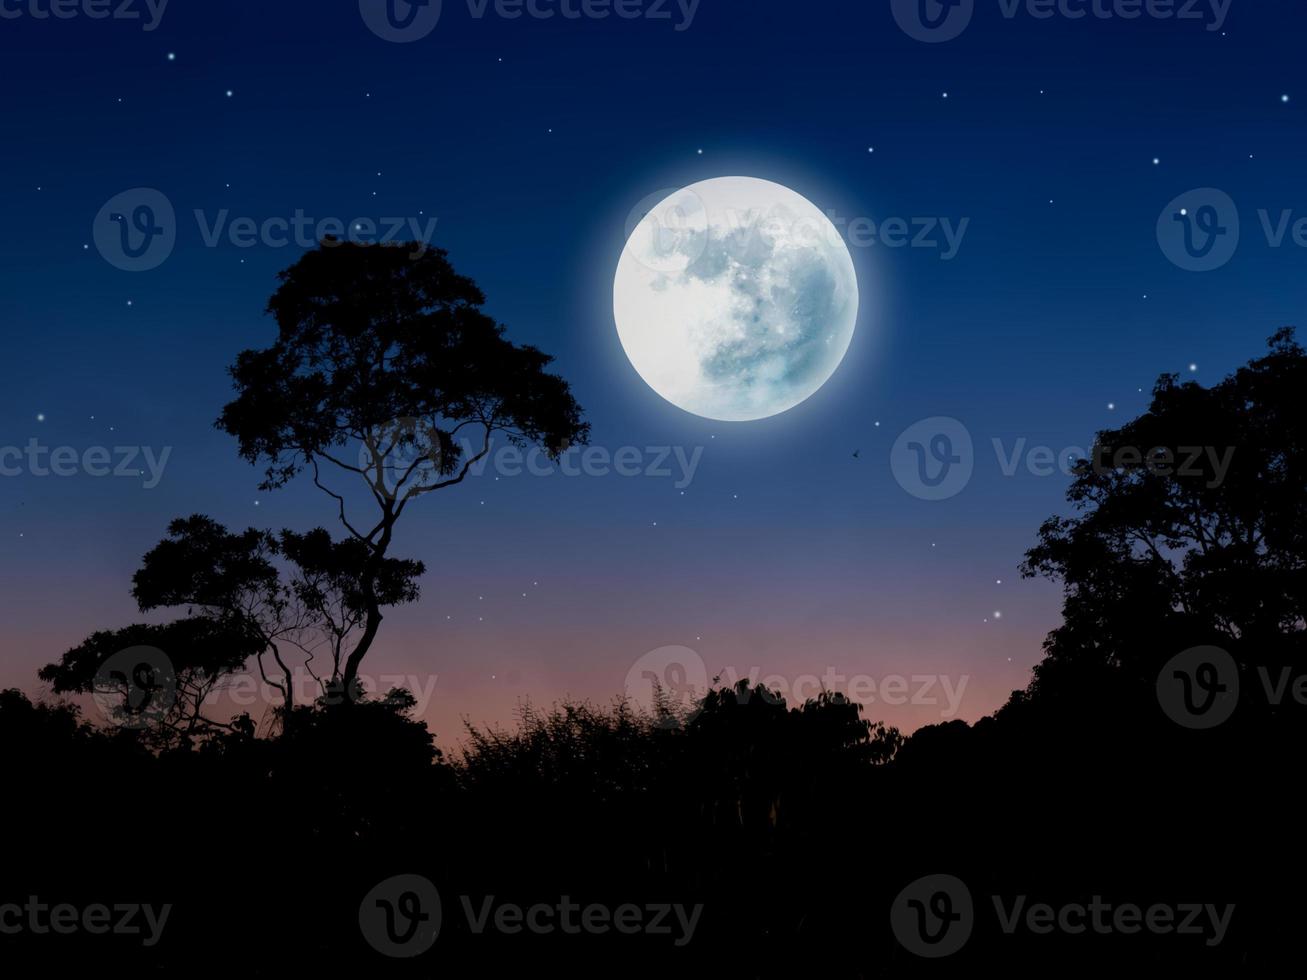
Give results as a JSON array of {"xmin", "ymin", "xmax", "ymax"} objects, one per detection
[{"xmin": 614, "ymin": 176, "xmax": 859, "ymax": 422}]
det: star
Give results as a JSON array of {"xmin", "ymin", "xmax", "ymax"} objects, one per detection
[
  {"xmin": 225, "ymin": 89, "xmax": 234, "ymax": 98},
  {"xmin": 1282, "ymin": 94, "xmax": 1291, "ymax": 103},
  {"xmin": 1107, "ymin": 402, "xmax": 1116, "ymax": 410},
  {"xmin": 36, "ymin": 413, "xmax": 45, "ymax": 422},
  {"xmin": 1152, "ymin": 158, "xmax": 1160, "ymax": 165},
  {"xmin": 167, "ymin": 52, "xmax": 176, "ymax": 61},
  {"xmin": 993, "ymin": 610, "xmax": 1002, "ymax": 619},
  {"xmin": 1189, "ymin": 363, "xmax": 1198, "ymax": 372}
]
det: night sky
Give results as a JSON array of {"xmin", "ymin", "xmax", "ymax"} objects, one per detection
[{"xmin": 3, "ymin": 0, "xmax": 1305, "ymax": 744}]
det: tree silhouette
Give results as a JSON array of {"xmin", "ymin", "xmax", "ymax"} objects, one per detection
[
  {"xmin": 1014, "ymin": 328, "xmax": 1307, "ymax": 722},
  {"xmin": 38, "ymin": 617, "xmax": 258, "ymax": 744},
  {"xmin": 39, "ymin": 515, "xmax": 425, "ymax": 738},
  {"xmin": 217, "ymin": 240, "xmax": 589, "ymax": 702}
]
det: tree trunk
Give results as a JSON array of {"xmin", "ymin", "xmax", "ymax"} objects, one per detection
[{"xmin": 336, "ymin": 518, "xmax": 394, "ymax": 704}]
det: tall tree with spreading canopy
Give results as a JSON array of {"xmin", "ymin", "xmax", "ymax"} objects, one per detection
[
  {"xmin": 217, "ymin": 240, "xmax": 589, "ymax": 701},
  {"xmin": 1011, "ymin": 328, "xmax": 1307, "ymax": 724}
]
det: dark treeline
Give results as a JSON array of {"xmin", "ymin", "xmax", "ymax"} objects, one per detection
[{"xmin": 2, "ymin": 247, "xmax": 1304, "ymax": 973}]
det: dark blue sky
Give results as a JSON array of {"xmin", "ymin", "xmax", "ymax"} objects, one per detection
[{"xmin": 2, "ymin": 0, "xmax": 1304, "ymax": 742}]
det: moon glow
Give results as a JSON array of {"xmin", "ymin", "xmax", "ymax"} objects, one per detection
[{"xmin": 614, "ymin": 176, "xmax": 859, "ymax": 422}]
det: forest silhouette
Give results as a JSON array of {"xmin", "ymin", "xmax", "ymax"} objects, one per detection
[{"xmin": 4, "ymin": 243, "xmax": 1304, "ymax": 973}]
